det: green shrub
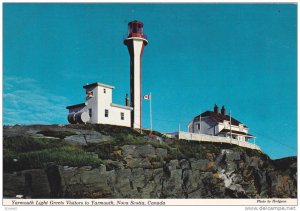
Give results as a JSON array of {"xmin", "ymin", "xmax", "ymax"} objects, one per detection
[
  {"xmin": 147, "ymin": 141, "xmax": 170, "ymax": 150},
  {"xmin": 3, "ymin": 136, "xmax": 67, "ymax": 153},
  {"xmin": 4, "ymin": 146, "xmax": 103, "ymax": 171},
  {"xmin": 83, "ymin": 141, "xmax": 117, "ymax": 160}
]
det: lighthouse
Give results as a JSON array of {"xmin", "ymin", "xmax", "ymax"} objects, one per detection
[
  {"xmin": 124, "ymin": 20, "xmax": 148, "ymax": 130},
  {"xmin": 66, "ymin": 21, "xmax": 147, "ymax": 129}
]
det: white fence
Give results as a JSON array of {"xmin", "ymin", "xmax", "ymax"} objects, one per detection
[{"xmin": 177, "ymin": 131, "xmax": 261, "ymax": 151}]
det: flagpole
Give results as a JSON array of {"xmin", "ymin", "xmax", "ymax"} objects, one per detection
[
  {"xmin": 199, "ymin": 115, "xmax": 202, "ymax": 134},
  {"xmin": 150, "ymin": 92, "xmax": 152, "ymax": 134},
  {"xmin": 230, "ymin": 110, "xmax": 232, "ymax": 144}
]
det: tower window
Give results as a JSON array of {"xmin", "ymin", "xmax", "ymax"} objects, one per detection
[
  {"xmin": 121, "ymin": 112, "xmax": 124, "ymax": 120},
  {"xmin": 103, "ymin": 88, "xmax": 106, "ymax": 93},
  {"xmin": 105, "ymin": 109, "xmax": 109, "ymax": 117},
  {"xmin": 89, "ymin": 109, "xmax": 92, "ymax": 117},
  {"xmin": 197, "ymin": 123, "xmax": 200, "ymax": 130},
  {"xmin": 86, "ymin": 91, "xmax": 93, "ymax": 99}
]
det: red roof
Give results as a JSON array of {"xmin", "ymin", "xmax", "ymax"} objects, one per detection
[
  {"xmin": 128, "ymin": 20, "xmax": 144, "ymax": 26},
  {"xmin": 194, "ymin": 111, "xmax": 248, "ymax": 128},
  {"xmin": 66, "ymin": 102, "xmax": 86, "ymax": 110}
]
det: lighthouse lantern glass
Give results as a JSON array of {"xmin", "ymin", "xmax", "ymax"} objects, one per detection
[{"xmin": 128, "ymin": 22, "xmax": 144, "ymax": 35}]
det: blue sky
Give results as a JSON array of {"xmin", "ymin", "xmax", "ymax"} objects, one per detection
[{"xmin": 3, "ymin": 4, "xmax": 297, "ymax": 159}]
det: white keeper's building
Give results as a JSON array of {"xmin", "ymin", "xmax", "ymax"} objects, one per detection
[{"xmin": 188, "ymin": 104, "xmax": 255, "ymax": 142}]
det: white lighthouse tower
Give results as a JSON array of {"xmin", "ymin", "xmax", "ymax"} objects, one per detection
[{"xmin": 124, "ymin": 20, "xmax": 148, "ymax": 130}]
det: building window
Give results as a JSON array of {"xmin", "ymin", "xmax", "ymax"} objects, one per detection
[
  {"xmin": 89, "ymin": 109, "xmax": 92, "ymax": 117},
  {"xmin": 105, "ymin": 109, "xmax": 109, "ymax": 117},
  {"xmin": 197, "ymin": 123, "xmax": 200, "ymax": 130},
  {"xmin": 104, "ymin": 88, "xmax": 106, "ymax": 93},
  {"xmin": 86, "ymin": 91, "xmax": 93, "ymax": 99},
  {"xmin": 121, "ymin": 112, "xmax": 124, "ymax": 120}
]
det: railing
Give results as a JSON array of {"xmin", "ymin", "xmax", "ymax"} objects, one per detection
[
  {"xmin": 177, "ymin": 131, "xmax": 261, "ymax": 151},
  {"xmin": 123, "ymin": 33, "xmax": 148, "ymax": 40}
]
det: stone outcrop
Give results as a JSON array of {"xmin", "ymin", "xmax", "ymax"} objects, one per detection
[
  {"xmin": 3, "ymin": 124, "xmax": 297, "ymax": 199},
  {"xmin": 3, "ymin": 147, "xmax": 297, "ymax": 199}
]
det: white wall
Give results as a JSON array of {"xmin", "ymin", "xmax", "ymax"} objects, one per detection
[
  {"xmin": 190, "ymin": 117, "xmax": 217, "ymax": 135},
  {"xmin": 178, "ymin": 131, "xmax": 261, "ymax": 151},
  {"xmin": 85, "ymin": 86, "xmax": 98, "ymax": 123},
  {"xmin": 131, "ymin": 39, "xmax": 144, "ymax": 129},
  {"xmin": 216, "ymin": 121, "xmax": 248, "ymax": 133},
  {"xmin": 188, "ymin": 121, "xmax": 194, "ymax": 133},
  {"xmin": 85, "ymin": 85, "xmax": 131, "ymax": 127},
  {"xmin": 188, "ymin": 117, "xmax": 250, "ymax": 142},
  {"xmin": 102, "ymin": 105, "xmax": 131, "ymax": 127},
  {"xmin": 96, "ymin": 86, "xmax": 113, "ymax": 123}
]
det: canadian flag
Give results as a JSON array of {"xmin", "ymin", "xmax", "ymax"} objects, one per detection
[{"xmin": 143, "ymin": 94, "xmax": 151, "ymax": 100}]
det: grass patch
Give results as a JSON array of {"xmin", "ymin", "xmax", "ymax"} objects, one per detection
[
  {"xmin": 3, "ymin": 136, "xmax": 67, "ymax": 153},
  {"xmin": 4, "ymin": 146, "xmax": 103, "ymax": 171},
  {"xmin": 164, "ymin": 140, "xmax": 221, "ymax": 160},
  {"xmin": 147, "ymin": 141, "xmax": 170, "ymax": 150}
]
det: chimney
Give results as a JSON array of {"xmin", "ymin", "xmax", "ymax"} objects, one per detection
[
  {"xmin": 221, "ymin": 105, "xmax": 226, "ymax": 116},
  {"xmin": 214, "ymin": 104, "xmax": 219, "ymax": 113},
  {"xmin": 125, "ymin": 94, "xmax": 129, "ymax": 106}
]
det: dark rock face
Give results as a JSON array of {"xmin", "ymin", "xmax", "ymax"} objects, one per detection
[
  {"xmin": 3, "ymin": 125, "xmax": 297, "ymax": 199},
  {"xmin": 45, "ymin": 164, "xmax": 62, "ymax": 198},
  {"xmin": 4, "ymin": 169, "xmax": 51, "ymax": 198},
  {"xmin": 3, "ymin": 173, "xmax": 25, "ymax": 198},
  {"xmin": 4, "ymin": 148, "xmax": 297, "ymax": 199}
]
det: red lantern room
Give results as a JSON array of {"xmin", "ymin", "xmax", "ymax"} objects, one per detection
[{"xmin": 125, "ymin": 20, "xmax": 148, "ymax": 44}]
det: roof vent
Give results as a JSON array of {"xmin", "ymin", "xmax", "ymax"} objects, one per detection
[
  {"xmin": 221, "ymin": 106, "xmax": 226, "ymax": 116},
  {"xmin": 214, "ymin": 104, "xmax": 219, "ymax": 113}
]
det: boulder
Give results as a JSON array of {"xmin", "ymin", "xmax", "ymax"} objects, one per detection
[
  {"xmin": 114, "ymin": 169, "xmax": 133, "ymax": 197},
  {"xmin": 125, "ymin": 157, "xmax": 152, "ymax": 169},
  {"xmin": 64, "ymin": 130, "xmax": 113, "ymax": 145},
  {"xmin": 167, "ymin": 160, "xmax": 179, "ymax": 171},
  {"xmin": 156, "ymin": 148, "xmax": 168, "ymax": 158},
  {"xmin": 131, "ymin": 168, "xmax": 145, "ymax": 190},
  {"xmin": 105, "ymin": 160, "xmax": 124, "ymax": 170},
  {"xmin": 179, "ymin": 159, "xmax": 190, "ymax": 170},
  {"xmin": 121, "ymin": 145, "xmax": 136, "ymax": 157},
  {"xmin": 121, "ymin": 144, "xmax": 156, "ymax": 159},
  {"xmin": 190, "ymin": 159, "xmax": 209, "ymax": 171},
  {"xmin": 161, "ymin": 169, "xmax": 183, "ymax": 198},
  {"xmin": 134, "ymin": 145, "xmax": 156, "ymax": 158},
  {"xmin": 78, "ymin": 166, "xmax": 92, "ymax": 171},
  {"xmin": 3, "ymin": 173, "xmax": 25, "ymax": 198},
  {"xmin": 22, "ymin": 169, "xmax": 51, "ymax": 198},
  {"xmin": 151, "ymin": 161, "xmax": 163, "ymax": 169}
]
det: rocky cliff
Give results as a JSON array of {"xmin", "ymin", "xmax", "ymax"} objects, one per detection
[{"xmin": 3, "ymin": 124, "xmax": 297, "ymax": 198}]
